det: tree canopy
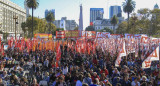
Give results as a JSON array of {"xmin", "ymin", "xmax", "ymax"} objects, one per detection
[{"xmin": 85, "ymin": 26, "xmax": 95, "ymax": 31}]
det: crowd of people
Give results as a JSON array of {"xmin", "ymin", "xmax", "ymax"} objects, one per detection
[{"xmin": 0, "ymin": 43, "xmax": 159, "ymax": 86}]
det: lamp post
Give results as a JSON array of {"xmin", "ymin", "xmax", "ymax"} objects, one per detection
[{"xmin": 13, "ymin": 15, "xmax": 18, "ymax": 40}]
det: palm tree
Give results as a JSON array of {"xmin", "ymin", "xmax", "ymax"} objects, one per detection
[
  {"xmin": 26, "ymin": 0, "xmax": 39, "ymax": 38},
  {"xmin": 122, "ymin": 0, "xmax": 136, "ymax": 29},
  {"xmin": 111, "ymin": 15, "xmax": 118, "ymax": 33},
  {"xmin": 45, "ymin": 12, "xmax": 55, "ymax": 34},
  {"xmin": 21, "ymin": 22, "xmax": 26, "ymax": 37}
]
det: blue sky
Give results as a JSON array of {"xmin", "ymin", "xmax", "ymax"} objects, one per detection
[{"xmin": 10, "ymin": 0, "xmax": 160, "ymax": 28}]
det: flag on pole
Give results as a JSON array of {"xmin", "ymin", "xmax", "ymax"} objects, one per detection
[
  {"xmin": 1, "ymin": 44, "xmax": 4, "ymax": 56},
  {"xmin": 115, "ymin": 42, "xmax": 126, "ymax": 67},
  {"xmin": 56, "ymin": 42, "xmax": 61, "ymax": 68},
  {"xmin": 142, "ymin": 46, "xmax": 159, "ymax": 69}
]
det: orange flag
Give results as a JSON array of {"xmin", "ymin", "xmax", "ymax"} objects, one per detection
[{"xmin": 56, "ymin": 42, "xmax": 61, "ymax": 68}]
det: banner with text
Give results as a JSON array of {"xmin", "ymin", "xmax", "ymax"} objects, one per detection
[
  {"xmin": 96, "ymin": 32, "xmax": 110, "ymax": 38},
  {"xmin": 81, "ymin": 31, "xmax": 96, "ymax": 38}
]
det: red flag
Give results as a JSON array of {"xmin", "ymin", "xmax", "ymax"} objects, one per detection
[
  {"xmin": 56, "ymin": 42, "xmax": 61, "ymax": 68},
  {"xmin": 1, "ymin": 44, "xmax": 4, "ymax": 56}
]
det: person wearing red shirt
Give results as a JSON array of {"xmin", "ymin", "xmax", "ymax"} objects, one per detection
[
  {"xmin": 91, "ymin": 72, "xmax": 100, "ymax": 81},
  {"xmin": 100, "ymin": 67, "xmax": 109, "ymax": 77}
]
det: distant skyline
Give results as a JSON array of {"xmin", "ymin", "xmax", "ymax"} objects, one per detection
[{"xmin": 10, "ymin": 0, "xmax": 160, "ymax": 29}]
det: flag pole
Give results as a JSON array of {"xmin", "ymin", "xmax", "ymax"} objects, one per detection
[{"xmin": 159, "ymin": 43, "xmax": 160, "ymax": 79}]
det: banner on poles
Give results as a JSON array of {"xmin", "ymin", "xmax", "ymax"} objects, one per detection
[
  {"xmin": 34, "ymin": 34, "xmax": 52, "ymax": 39},
  {"xmin": 81, "ymin": 31, "xmax": 96, "ymax": 38},
  {"xmin": 110, "ymin": 34, "xmax": 123, "ymax": 38},
  {"xmin": 96, "ymin": 32, "xmax": 110, "ymax": 38},
  {"xmin": 56, "ymin": 31, "xmax": 65, "ymax": 38},
  {"xmin": 65, "ymin": 30, "xmax": 79, "ymax": 38},
  {"xmin": 125, "ymin": 34, "xmax": 134, "ymax": 38}
]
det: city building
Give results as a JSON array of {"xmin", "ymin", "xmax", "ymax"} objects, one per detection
[
  {"xmin": 109, "ymin": 6, "xmax": 122, "ymax": 19},
  {"xmin": 53, "ymin": 17, "xmax": 78, "ymax": 30},
  {"xmin": 45, "ymin": 9, "xmax": 55, "ymax": 18},
  {"xmin": 90, "ymin": 8, "xmax": 104, "ymax": 23},
  {"xmin": 24, "ymin": 0, "xmax": 29, "ymax": 17},
  {"xmin": 78, "ymin": 4, "xmax": 83, "ymax": 36},
  {"xmin": 154, "ymin": 3, "xmax": 159, "ymax": 9},
  {"xmin": 93, "ymin": 18, "xmax": 118, "ymax": 31},
  {"xmin": 0, "ymin": 0, "xmax": 26, "ymax": 37}
]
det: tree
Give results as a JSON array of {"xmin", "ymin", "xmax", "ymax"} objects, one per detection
[
  {"xmin": 129, "ymin": 14, "xmax": 140, "ymax": 34},
  {"xmin": 137, "ymin": 8, "xmax": 150, "ymax": 20},
  {"xmin": 26, "ymin": 0, "xmax": 39, "ymax": 38},
  {"xmin": 116, "ymin": 21, "xmax": 128, "ymax": 34},
  {"xmin": 150, "ymin": 9, "xmax": 160, "ymax": 36},
  {"xmin": 98, "ymin": 27, "xmax": 114, "ymax": 34},
  {"xmin": 26, "ymin": 17, "xmax": 47, "ymax": 37},
  {"xmin": 45, "ymin": 12, "xmax": 55, "ymax": 34},
  {"xmin": 21, "ymin": 22, "xmax": 26, "ymax": 37},
  {"xmin": 110, "ymin": 15, "xmax": 118, "ymax": 33},
  {"xmin": 85, "ymin": 26, "xmax": 95, "ymax": 31},
  {"xmin": 46, "ymin": 23, "xmax": 56, "ymax": 35},
  {"xmin": 122, "ymin": 0, "xmax": 136, "ymax": 29},
  {"xmin": 74, "ymin": 27, "xmax": 78, "ymax": 30}
]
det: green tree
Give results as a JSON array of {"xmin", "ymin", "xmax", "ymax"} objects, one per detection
[
  {"xmin": 101, "ymin": 27, "xmax": 114, "ymax": 34},
  {"xmin": 137, "ymin": 9, "xmax": 151, "ymax": 35},
  {"xmin": 74, "ymin": 27, "xmax": 78, "ymax": 30},
  {"xmin": 26, "ymin": 17, "xmax": 47, "ymax": 37},
  {"xmin": 85, "ymin": 26, "xmax": 95, "ymax": 31},
  {"xmin": 129, "ymin": 14, "xmax": 140, "ymax": 34},
  {"xmin": 26, "ymin": 0, "xmax": 39, "ymax": 38},
  {"xmin": 150, "ymin": 9, "xmax": 160, "ymax": 36},
  {"xmin": 116, "ymin": 21, "xmax": 128, "ymax": 34},
  {"xmin": 122, "ymin": 0, "xmax": 136, "ymax": 29},
  {"xmin": 53, "ymin": 28, "xmax": 64, "ymax": 35},
  {"xmin": 21, "ymin": 22, "xmax": 26, "ymax": 37},
  {"xmin": 46, "ymin": 23, "xmax": 56, "ymax": 35},
  {"xmin": 45, "ymin": 12, "xmax": 55, "ymax": 34},
  {"xmin": 38, "ymin": 19, "xmax": 47, "ymax": 33},
  {"xmin": 110, "ymin": 15, "xmax": 118, "ymax": 33},
  {"xmin": 138, "ymin": 8, "xmax": 150, "ymax": 19}
]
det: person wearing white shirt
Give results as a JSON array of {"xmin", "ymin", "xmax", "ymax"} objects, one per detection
[{"xmin": 62, "ymin": 65, "xmax": 68, "ymax": 75}]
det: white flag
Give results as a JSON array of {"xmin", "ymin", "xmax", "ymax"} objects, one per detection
[
  {"xmin": 142, "ymin": 46, "xmax": 159, "ymax": 69},
  {"xmin": 115, "ymin": 42, "xmax": 126, "ymax": 67}
]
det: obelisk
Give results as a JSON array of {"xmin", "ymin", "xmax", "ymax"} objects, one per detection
[{"xmin": 78, "ymin": 4, "xmax": 83, "ymax": 37}]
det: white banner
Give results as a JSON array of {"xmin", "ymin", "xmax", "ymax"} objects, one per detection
[{"xmin": 142, "ymin": 46, "xmax": 159, "ymax": 69}]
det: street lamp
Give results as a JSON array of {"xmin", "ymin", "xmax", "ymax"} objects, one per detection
[{"xmin": 13, "ymin": 15, "xmax": 18, "ymax": 40}]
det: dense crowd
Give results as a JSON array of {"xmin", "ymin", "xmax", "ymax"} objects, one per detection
[{"xmin": 0, "ymin": 44, "xmax": 159, "ymax": 86}]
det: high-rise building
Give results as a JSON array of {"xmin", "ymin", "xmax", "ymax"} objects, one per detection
[
  {"xmin": 53, "ymin": 17, "xmax": 78, "ymax": 30},
  {"xmin": 109, "ymin": 6, "xmax": 122, "ymax": 19},
  {"xmin": 45, "ymin": 9, "xmax": 55, "ymax": 18},
  {"xmin": 24, "ymin": 0, "xmax": 29, "ymax": 18},
  {"xmin": 78, "ymin": 4, "xmax": 83, "ymax": 36},
  {"xmin": 0, "ymin": 0, "xmax": 26, "ymax": 37},
  {"xmin": 90, "ymin": 8, "xmax": 104, "ymax": 23}
]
